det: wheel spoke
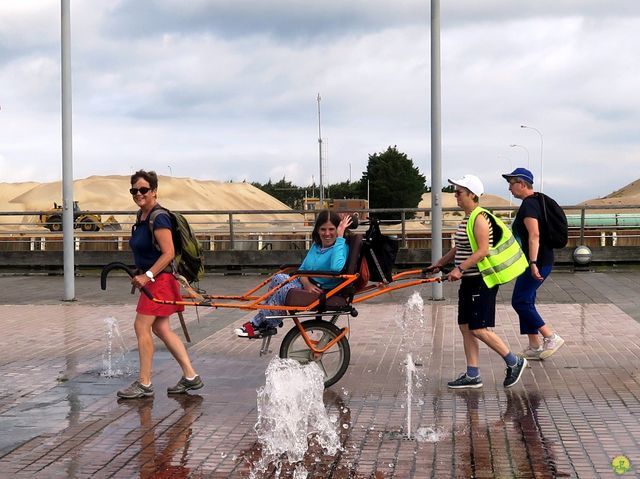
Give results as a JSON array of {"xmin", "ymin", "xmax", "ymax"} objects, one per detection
[
  {"xmin": 316, "ymin": 358, "xmax": 329, "ymax": 377},
  {"xmin": 287, "ymin": 348, "xmax": 313, "ymax": 362}
]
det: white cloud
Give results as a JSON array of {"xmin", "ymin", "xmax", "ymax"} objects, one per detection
[{"xmin": 0, "ymin": 0, "xmax": 639, "ymax": 205}]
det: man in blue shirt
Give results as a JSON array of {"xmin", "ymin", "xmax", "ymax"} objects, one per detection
[{"xmin": 503, "ymin": 168, "xmax": 564, "ymax": 360}]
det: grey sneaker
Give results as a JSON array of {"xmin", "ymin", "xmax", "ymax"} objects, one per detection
[
  {"xmin": 504, "ymin": 357, "xmax": 528, "ymax": 388},
  {"xmin": 167, "ymin": 375, "xmax": 204, "ymax": 394},
  {"xmin": 447, "ymin": 373, "xmax": 483, "ymax": 389},
  {"xmin": 117, "ymin": 380, "xmax": 154, "ymax": 399},
  {"xmin": 540, "ymin": 334, "xmax": 565, "ymax": 360},
  {"xmin": 521, "ymin": 346, "xmax": 544, "ymax": 360}
]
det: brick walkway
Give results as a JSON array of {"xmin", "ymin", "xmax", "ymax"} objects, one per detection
[{"xmin": 1, "ymin": 272, "xmax": 640, "ymax": 478}]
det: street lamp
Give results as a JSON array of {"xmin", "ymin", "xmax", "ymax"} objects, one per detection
[
  {"xmin": 520, "ymin": 125, "xmax": 543, "ymax": 192},
  {"xmin": 509, "ymin": 144, "xmax": 530, "ymax": 168}
]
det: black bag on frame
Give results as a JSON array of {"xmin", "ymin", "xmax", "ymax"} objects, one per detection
[{"xmin": 363, "ymin": 218, "xmax": 399, "ymax": 283}]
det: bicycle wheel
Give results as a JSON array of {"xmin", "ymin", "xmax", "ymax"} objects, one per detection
[{"xmin": 279, "ymin": 319, "xmax": 351, "ymax": 388}]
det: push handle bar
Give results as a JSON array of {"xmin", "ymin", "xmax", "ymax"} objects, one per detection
[{"xmin": 101, "ymin": 261, "xmax": 153, "ymax": 300}]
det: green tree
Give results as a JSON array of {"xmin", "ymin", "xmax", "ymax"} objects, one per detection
[
  {"xmin": 328, "ymin": 180, "xmax": 362, "ymax": 200},
  {"xmin": 358, "ymin": 146, "xmax": 426, "ymax": 220},
  {"xmin": 251, "ymin": 177, "xmax": 303, "ymax": 208}
]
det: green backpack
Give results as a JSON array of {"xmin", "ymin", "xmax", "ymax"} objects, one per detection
[{"xmin": 140, "ymin": 206, "xmax": 205, "ymax": 285}]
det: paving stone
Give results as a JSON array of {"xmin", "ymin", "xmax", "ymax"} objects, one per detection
[{"xmin": 1, "ymin": 273, "xmax": 640, "ymax": 477}]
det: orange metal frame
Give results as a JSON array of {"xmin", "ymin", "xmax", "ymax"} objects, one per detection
[{"xmin": 146, "ymin": 266, "xmax": 442, "ymax": 355}]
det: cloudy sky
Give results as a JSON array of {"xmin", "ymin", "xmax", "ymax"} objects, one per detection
[{"xmin": 1, "ymin": 0, "xmax": 639, "ymax": 205}]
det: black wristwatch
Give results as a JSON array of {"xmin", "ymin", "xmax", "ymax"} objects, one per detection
[{"xmin": 529, "ymin": 260, "xmax": 537, "ymax": 266}]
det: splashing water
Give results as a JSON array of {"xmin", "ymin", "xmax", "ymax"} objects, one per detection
[
  {"xmin": 397, "ymin": 292, "xmax": 425, "ymax": 439},
  {"xmin": 414, "ymin": 426, "xmax": 447, "ymax": 443},
  {"xmin": 250, "ymin": 358, "xmax": 341, "ymax": 478},
  {"xmin": 100, "ymin": 317, "xmax": 132, "ymax": 378},
  {"xmin": 406, "ymin": 352, "xmax": 417, "ymax": 438}
]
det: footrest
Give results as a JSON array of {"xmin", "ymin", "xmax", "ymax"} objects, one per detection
[{"xmin": 261, "ymin": 327, "xmax": 277, "ymax": 337}]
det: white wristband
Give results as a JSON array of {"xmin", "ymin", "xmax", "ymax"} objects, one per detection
[{"xmin": 145, "ymin": 270, "xmax": 155, "ymax": 282}]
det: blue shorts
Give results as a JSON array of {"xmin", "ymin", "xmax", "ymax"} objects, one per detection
[{"xmin": 458, "ymin": 275, "xmax": 498, "ymax": 330}]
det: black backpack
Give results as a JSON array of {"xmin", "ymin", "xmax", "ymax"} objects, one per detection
[
  {"xmin": 536, "ymin": 193, "xmax": 568, "ymax": 249},
  {"xmin": 363, "ymin": 218, "xmax": 399, "ymax": 283},
  {"xmin": 137, "ymin": 206, "xmax": 205, "ymax": 285}
]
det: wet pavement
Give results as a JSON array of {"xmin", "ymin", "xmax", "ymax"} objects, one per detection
[{"xmin": 1, "ymin": 270, "xmax": 640, "ymax": 478}]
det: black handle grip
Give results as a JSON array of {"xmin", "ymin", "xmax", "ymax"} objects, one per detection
[
  {"xmin": 421, "ymin": 264, "xmax": 453, "ymax": 279},
  {"xmin": 100, "ymin": 262, "xmax": 154, "ymax": 299}
]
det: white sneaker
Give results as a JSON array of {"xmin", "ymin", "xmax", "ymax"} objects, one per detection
[
  {"xmin": 521, "ymin": 346, "xmax": 544, "ymax": 361},
  {"xmin": 540, "ymin": 334, "xmax": 565, "ymax": 360}
]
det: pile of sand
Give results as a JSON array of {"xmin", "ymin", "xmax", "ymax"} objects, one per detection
[
  {"xmin": 3, "ymin": 175, "xmax": 639, "ymax": 232},
  {"xmin": 0, "ymin": 175, "xmax": 301, "ymax": 232},
  {"xmin": 578, "ymin": 178, "xmax": 640, "ymax": 213}
]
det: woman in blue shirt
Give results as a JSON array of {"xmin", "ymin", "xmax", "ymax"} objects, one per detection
[
  {"xmin": 117, "ymin": 170, "xmax": 203, "ymax": 400},
  {"xmin": 235, "ymin": 210, "xmax": 352, "ymax": 338}
]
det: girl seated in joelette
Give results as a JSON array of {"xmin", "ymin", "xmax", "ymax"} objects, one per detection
[{"xmin": 234, "ymin": 210, "xmax": 352, "ymax": 338}]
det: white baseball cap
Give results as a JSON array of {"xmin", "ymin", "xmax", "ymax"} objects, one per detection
[{"xmin": 448, "ymin": 174, "xmax": 484, "ymax": 197}]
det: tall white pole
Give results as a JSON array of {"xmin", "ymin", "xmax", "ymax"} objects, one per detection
[
  {"xmin": 61, "ymin": 0, "xmax": 75, "ymax": 301},
  {"xmin": 521, "ymin": 125, "xmax": 543, "ymax": 192},
  {"xmin": 317, "ymin": 94, "xmax": 324, "ymax": 206},
  {"xmin": 430, "ymin": 0, "xmax": 443, "ymax": 300}
]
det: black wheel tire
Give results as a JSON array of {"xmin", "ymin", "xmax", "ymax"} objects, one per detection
[
  {"xmin": 80, "ymin": 219, "xmax": 98, "ymax": 232},
  {"xmin": 49, "ymin": 217, "xmax": 62, "ymax": 232},
  {"xmin": 279, "ymin": 319, "xmax": 350, "ymax": 388}
]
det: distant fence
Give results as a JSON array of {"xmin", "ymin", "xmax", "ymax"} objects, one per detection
[{"xmin": 1, "ymin": 205, "xmax": 640, "ymax": 269}]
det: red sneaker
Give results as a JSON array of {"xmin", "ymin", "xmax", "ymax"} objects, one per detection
[{"xmin": 234, "ymin": 321, "xmax": 261, "ymax": 338}]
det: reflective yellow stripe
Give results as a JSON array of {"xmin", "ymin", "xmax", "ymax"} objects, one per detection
[{"xmin": 479, "ymin": 248, "xmax": 525, "ymax": 276}]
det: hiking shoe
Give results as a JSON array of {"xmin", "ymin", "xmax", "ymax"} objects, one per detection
[
  {"xmin": 117, "ymin": 380, "xmax": 154, "ymax": 399},
  {"xmin": 447, "ymin": 373, "xmax": 483, "ymax": 389},
  {"xmin": 521, "ymin": 346, "xmax": 544, "ymax": 361},
  {"xmin": 167, "ymin": 375, "xmax": 204, "ymax": 394},
  {"xmin": 540, "ymin": 334, "xmax": 565, "ymax": 360},
  {"xmin": 504, "ymin": 357, "xmax": 528, "ymax": 388}
]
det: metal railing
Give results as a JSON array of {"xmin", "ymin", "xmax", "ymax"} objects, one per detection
[{"xmin": 1, "ymin": 205, "xmax": 640, "ymax": 252}]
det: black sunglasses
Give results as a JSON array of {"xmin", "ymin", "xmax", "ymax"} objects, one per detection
[{"xmin": 129, "ymin": 187, "xmax": 152, "ymax": 195}]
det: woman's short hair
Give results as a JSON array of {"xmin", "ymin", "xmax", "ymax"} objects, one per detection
[
  {"xmin": 130, "ymin": 170, "xmax": 158, "ymax": 190},
  {"xmin": 311, "ymin": 210, "xmax": 342, "ymax": 246}
]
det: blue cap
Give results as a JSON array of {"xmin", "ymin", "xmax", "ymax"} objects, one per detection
[{"xmin": 502, "ymin": 167, "xmax": 534, "ymax": 184}]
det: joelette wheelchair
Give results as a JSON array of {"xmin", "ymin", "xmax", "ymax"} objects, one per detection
[{"xmin": 101, "ymin": 220, "xmax": 443, "ymax": 387}]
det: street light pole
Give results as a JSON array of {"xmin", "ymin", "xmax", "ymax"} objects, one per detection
[
  {"xmin": 317, "ymin": 93, "xmax": 324, "ymax": 206},
  {"xmin": 430, "ymin": 0, "xmax": 443, "ymax": 300},
  {"xmin": 509, "ymin": 144, "xmax": 530, "ymax": 169},
  {"xmin": 61, "ymin": 0, "xmax": 75, "ymax": 301},
  {"xmin": 520, "ymin": 125, "xmax": 543, "ymax": 192}
]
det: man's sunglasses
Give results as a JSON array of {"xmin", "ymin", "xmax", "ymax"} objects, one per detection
[{"xmin": 129, "ymin": 187, "xmax": 152, "ymax": 195}]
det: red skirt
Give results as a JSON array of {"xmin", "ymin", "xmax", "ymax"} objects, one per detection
[{"xmin": 136, "ymin": 273, "xmax": 185, "ymax": 316}]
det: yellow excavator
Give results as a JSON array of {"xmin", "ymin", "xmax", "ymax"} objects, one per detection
[{"xmin": 38, "ymin": 201, "xmax": 121, "ymax": 232}]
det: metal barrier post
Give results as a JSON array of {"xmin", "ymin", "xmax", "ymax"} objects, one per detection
[
  {"xmin": 228, "ymin": 213, "xmax": 235, "ymax": 250},
  {"xmin": 401, "ymin": 211, "xmax": 407, "ymax": 248}
]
